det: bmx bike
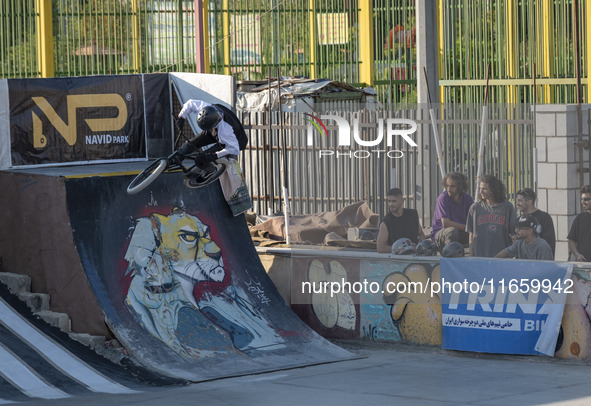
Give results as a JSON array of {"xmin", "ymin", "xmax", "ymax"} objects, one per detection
[{"xmin": 126, "ymin": 148, "xmax": 228, "ymax": 195}]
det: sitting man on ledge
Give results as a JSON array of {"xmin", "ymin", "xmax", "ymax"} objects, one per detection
[
  {"xmin": 430, "ymin": 172, "xmax": 474, "ymax": 251},
  {"xmin": 495, "ymin": 214, "xmax": 553, "ymax": 260},
  {"xmin": 377, "ymin": 188, "xmax": 425, "ymax": 253}
]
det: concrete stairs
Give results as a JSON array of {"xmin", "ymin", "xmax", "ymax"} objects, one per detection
[
  {"xmin": 0, "ymin": 272, "xmax": 127, "ymax": 361},
  {"xmin": 0, "ymin": 272, "xmax": 72, "ymax": 332},
  {"xmin": 0, "ymin": 272, "xmax": 114, "ymax": 352}
]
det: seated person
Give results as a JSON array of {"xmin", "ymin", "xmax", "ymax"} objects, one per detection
[
  {"xmin": 430, "ymin": 172, "xmax": 474, "ymax": 250},
  {"xmin": 377, "ymin": 188, "xmax": 425, "ymax": 253},
  {"xmin": 495, "ymin": 215, "xmax": 553, "ymax": 260}
]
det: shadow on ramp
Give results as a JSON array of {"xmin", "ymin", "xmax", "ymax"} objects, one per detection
[{"xmin": 65, "ymin": 171, "xmax": 355, "ymax": 381}]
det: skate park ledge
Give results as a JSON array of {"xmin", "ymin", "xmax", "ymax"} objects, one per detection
[{"xmin": 257, "ymin": 245, "xmax": 591, "ymax": 361}]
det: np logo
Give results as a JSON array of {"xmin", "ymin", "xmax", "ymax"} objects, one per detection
[{"xmin": 32, "ymin": 93, "xmax": 128, "ymax": 149}]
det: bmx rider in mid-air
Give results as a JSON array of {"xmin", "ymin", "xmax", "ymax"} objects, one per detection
[{"xmin": 177, "ymin": 99, "xmax": 241, "ymax": 187}]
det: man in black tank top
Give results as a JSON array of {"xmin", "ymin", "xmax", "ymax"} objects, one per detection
[{"xmin": 377, "ymin": 188, "xmax": 425, "ymax": 253}]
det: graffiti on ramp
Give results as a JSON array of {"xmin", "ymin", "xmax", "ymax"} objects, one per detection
[
  {"xmin": 124, "ymin": 207, "xmax": 284, "ymax": 358},
  {"xmin": 65, "ymin": 171, "xmax": 353, "ymax": 381}
]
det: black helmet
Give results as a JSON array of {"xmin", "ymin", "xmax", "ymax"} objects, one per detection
[
  {"xmin": 391, "ymin": 238, "xmax": 416, "ymax": 255},
  {"xmin": 415, "ymin": 240, "xmax": 437, "ymax": 256},
  {"xmin": 441, "ymin": 241, "xmax": 465, "ymax": 258},
  {"xmin": 197, "ymin": 105, "xmax": 223, "ymax": 131}
]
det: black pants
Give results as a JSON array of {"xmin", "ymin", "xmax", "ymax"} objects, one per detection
[
  {"xmin": 434, "ymin": 227, "xmax": 469, "ymax": 249},
  {"xmin": 188, "ymin": 130, "xmax": 222, "ymax": 154}
]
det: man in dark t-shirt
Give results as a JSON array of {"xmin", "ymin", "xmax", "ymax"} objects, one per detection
[
  {"xmin": 377, "ymin": 188, "xmax": 425, "ymax": 253},
  {"xmin": 516, "ymin": 188, "xmax": 556, "ymax": 258},
  {"xmin": 568, "ymin": 185, "xmax": 591, "ymax": 262}
]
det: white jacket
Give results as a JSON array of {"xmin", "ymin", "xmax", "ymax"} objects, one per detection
[{"xmin": 178, "ymin": 99, "xmax": 240, "ymax": 158}]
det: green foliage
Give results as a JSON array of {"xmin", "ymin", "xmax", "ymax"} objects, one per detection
[
  {"xmin": 1, "ymin": 41, "xmax": 37, "ymax": 78},
  {"xmin": 53, "ymin": 0, "xmax": 131, "ymax": 75}
]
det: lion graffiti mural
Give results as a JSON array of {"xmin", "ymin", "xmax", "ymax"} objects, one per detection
[{"xmin": 124, "ymin": 207, "xmax": 283, "ymax": 358}]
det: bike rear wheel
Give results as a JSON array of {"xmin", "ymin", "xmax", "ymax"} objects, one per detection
[{"xmin": 127, "ymin": 159, "xmax": 168, "ymax": 195}]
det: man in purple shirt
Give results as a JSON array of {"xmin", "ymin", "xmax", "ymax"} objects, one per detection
[{"xmin": 431, "ymin": 172, "xmax": 474, "ymax": 250}]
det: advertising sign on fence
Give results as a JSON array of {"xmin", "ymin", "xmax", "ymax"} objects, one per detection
[
  {"xmin": 440, "ymin": 258, "xmax": 573, "ymax": 356},
  {"xmin": 8, "ymin": 75, "xmax": 145, "ymax": 166}
]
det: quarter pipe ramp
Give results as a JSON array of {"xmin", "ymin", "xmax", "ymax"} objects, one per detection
[{"xmin": 0, "ymin": 164, "xmax": 353, "ymax": 382}]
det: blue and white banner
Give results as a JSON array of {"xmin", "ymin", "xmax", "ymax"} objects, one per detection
[{"xmin": 440, "ymin": 258, "xmax": 573, "ymax": 356}]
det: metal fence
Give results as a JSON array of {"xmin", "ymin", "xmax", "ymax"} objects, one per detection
[
  {"xmin": 0, "ymin": 0, "xmax": 577, "ymax": 219},
  {"xmin": 240, "ymin": 109, "xmax": 426, "ymax": 218},
  {"xmin": 238, "ymin": 103, "xmax": 536, "ymax": 220},
  {"xmin": 0, "ymin": 0, "xmax": 38, "ymax": 78},
  {"xmin": 208, "ymin": 0, "xmax": 360, "ymax": 83},
  {"xmin": 2, "ymin": 1, "xmax": 589, "ymax": 105},
  {"xmin": 373, "ymin": 0, "xmax": 417, "ymax": 104},
  {"xmin": 439, "ymin": 0, "xmax": 589, "ymax": 104}
]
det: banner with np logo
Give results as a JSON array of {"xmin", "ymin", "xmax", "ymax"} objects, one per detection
[
  {"xmin": 440, "ymin": 258, "xmax": 573, "ymax": 356},
  {"xmin": 7, "ymin": 75, "xmax": 148, "ymax": 166}
]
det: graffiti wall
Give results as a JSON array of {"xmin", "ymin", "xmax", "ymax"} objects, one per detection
[
  {"xmin": 291, "ymin": 257, "xmax": 360, "ymax": 339},
  {"xmin": 264, "ymin": 248, "xmax": 591, "ymax": 360},
  {"xmin": 289, "ymin": 252, "xmax": 441, "ymax": 345},
  {"xmin": 362, "ymin": 260, "xmax": 441, "ymax": 346},
  {"xmin": 556, "ymin": 271, "xmax": 591, "ymax": 359}
]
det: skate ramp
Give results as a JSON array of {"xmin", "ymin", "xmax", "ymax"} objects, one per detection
[{"xmin": 59, "ymin": 166, "xmax": 353, "ymax": 381}]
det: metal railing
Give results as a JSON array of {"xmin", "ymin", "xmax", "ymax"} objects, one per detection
[
  {"xmin": 439, "ymin": 0, "xmax": 589, "ymax": 104},
  {"xmin": 239, "ymin": 103, "xmax": 535, "ymax": 221},
  {"xmin": 2, "ymin": 1, "xmax": 588, "ymax": 105},
  {"xmin": 0, "ymin": 0, "xmax": 39, "ymax": 78}
]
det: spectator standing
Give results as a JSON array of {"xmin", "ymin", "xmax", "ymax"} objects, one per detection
[
  {"xmin": 466, "ymin": 175, "xmax": 516, "ymax": 257},
  {"xmin": 515, "ymin": 188, "xmax": 556, "ymax": 258},
  {"xmin": 567, "ymin": 185, "xmax": 591, "ymax": 262}
]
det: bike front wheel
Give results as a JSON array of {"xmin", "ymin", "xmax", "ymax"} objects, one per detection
[{"xmin": 127, "ymin": 159, "xmax": 168, "ymax": 195}]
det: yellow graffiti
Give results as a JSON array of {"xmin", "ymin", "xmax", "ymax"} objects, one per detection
[
  {"xmin": 32, "ymin": 94, "xmax": 128, "ymax": 148},
  {"xmin": 383, "ymin": 263, "xmax": 442, "ymax": 346}
]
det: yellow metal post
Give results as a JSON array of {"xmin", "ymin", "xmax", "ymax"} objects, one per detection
[
  {"xmin": 132, "ymin": 0, "xmax": 141, "ymax": 74},
  {"xmin": 36, "ymin": 0, "xmax": 54, "ymax": 78},
  {"xmin": 542, "ymin": 0, "xmax": 554, "ymax": 103},
  {"xmin": 309, "ymin": 0, "xmax": 317, "ymax": 79},
  {"xmin": 505, "ymin": 0, "xmax": 517, "ymax": 194},
  {"xmin": 358, "ymin": 0, "xmax": 374, "ymax": 86},
  {"xmin": 223, "ymin": 0, "xmax": 230, "ymax": 75},
  {"xmin": 505, "ymin": 0, "xmax": 517, "ymax": 104}
]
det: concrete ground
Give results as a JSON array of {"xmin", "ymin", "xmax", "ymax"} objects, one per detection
[{"xmin": 22, "ymin": 340, "xmax": 591, "ymax": 406}]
